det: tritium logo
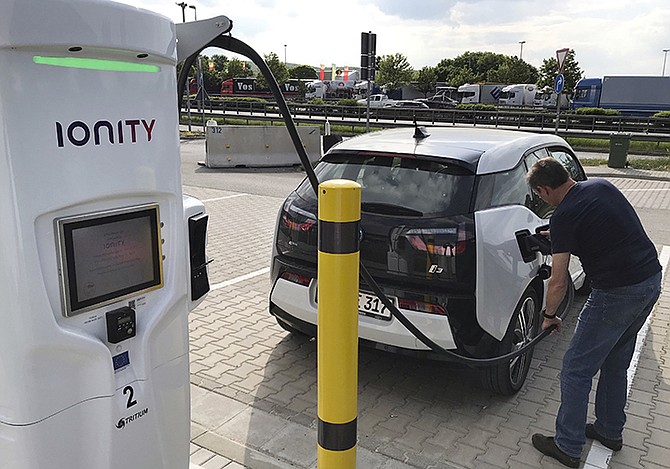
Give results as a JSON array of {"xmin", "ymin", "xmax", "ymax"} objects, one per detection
[
  {"xmin": 115, "ymin": 407, "xmax": 149, "ymax": 430},
  {"xmin": 55, "ymin": 119, "xmax": 156, "ymax": 148}
]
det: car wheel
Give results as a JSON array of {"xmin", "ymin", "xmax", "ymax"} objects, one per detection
[{"xmin": 481, "ymin": 286, "xmax": 539, "ymax": 395}]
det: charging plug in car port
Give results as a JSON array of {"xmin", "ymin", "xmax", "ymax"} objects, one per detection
[
  {"xmin": 537, "ymin": 264, "xmax": 552, "ymax": 280},
  {"xmin": 516, "ymin": 228, "xmax": 552, "ymax": 263}
]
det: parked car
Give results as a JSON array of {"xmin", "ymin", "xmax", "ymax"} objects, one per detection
[
  {"xmin": 356, "ymin": 94, "xmax": 395, "ymax": 108},
  {"xmin": 269, "ymin": 127, "xmax": 586, "ymax": 394},
  {"xmin": 383, "ymin": 100, "xmax": 429, "ymax": 109},
  {"xmin": 418, "ymin": 94, "xmax": 459, "ymax": 109}
]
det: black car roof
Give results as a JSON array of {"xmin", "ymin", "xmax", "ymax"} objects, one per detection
[{"xmin": 330, "ymin": 127, "xmax": 570, "ymax": 174}]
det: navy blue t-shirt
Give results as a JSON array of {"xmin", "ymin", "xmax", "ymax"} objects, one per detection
[{"xmin": 550, "ymin": 178, "xmax": 660, "ymax": 289}]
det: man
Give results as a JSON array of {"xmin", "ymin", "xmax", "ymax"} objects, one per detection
[{"xmin": 527, "ymin": 157, "xmax": 662, "ymax": 468}]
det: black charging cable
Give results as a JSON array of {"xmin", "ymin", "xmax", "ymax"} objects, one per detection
[{"xmin": 361, "ymin": 267, "xmax": 571, "ymax": 366}]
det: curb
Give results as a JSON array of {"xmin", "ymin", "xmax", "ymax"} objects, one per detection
[{"xmin": 585, "ymin": 166, "xmax": 670, "ymax": 182}]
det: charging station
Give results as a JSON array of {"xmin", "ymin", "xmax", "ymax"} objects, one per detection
[{"xmin": 0, "ymin": 1, "xmax": 210, "ymax": 467}]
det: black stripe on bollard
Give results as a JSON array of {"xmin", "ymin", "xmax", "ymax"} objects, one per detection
[
  {"xmin": 318, "ymin": 220, "xmax": 360, "ymax": 254},
  {"xmin": 317, "ymin": 417, "xmax": 358, "ymax": 452}
]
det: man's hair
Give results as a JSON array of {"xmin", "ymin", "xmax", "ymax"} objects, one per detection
[{"xmin": 526, "ymin": 157, "xmax": 570, "ymax": 189}]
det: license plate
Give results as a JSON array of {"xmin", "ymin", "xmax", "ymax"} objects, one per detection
[{"xmin": 358, "ymin": 291, "xmax": 394, "ymax": 320}]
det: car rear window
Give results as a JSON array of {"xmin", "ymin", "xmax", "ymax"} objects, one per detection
[
  {"xmin": 296, "ymin": 152, "xmax": 475, "ymax": 217},
  {"xmin": 474, "ymin": 164, "xmax": 534, "ymax": 211}
]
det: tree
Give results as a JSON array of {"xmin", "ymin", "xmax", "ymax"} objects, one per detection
[
  {"xmin": 181, "ymin": 55, "xmax": 221, "ymax": 96},
  {"xmin": 289, "ymin": 65, "xmax": 318, "ymax": 80},
  {"xmin": 446, "ymin": 67, "xmax": 478, "ymax": 87},
  {"xmin": 376, "ymin": 53, "xmax": 414, "ymax": 90},
  {"xmin": 256, "ymin": 52, "xmax": 289, "ymax": 89},
  {"xmin": 537, "ymin": 49, "xmax": 583, "ymax": 96},
  {"xmin": 415, "ymin": 66, "xmax": 438, "ymax": 97},
  {"xmin": 487, "ymin": 57, "xmax": 538, "ymax": 84},
  {"xmin": 210, "ymin": 54, "xmax": 228, "ymax": 74},
  {"xmin": 225, "ymin": 57, "xmax": 251, "ymax": 80},
  {"xmin": 435, "ymin": 51, "xmax": 508, "ymax": 86},
  {"xmin": 200, "ymin": 63, "xmax": 220, "ymax": 94}
]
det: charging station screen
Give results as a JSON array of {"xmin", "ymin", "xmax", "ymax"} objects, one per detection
[{"xmin": 58, "ymin": 205, "xmax": 163, "ymax": 316}]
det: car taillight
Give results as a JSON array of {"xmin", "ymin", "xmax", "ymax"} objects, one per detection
[
  {"xmin": 398, "ymin": 298, "xmax": 448, "ymax": 316},
  {"xmin": 281, "ymin": 213, "xmax": 316, "ymax": 232},
  {"xmin": 280, "ymin": 202, "xmax": 317, "ymax": 232},
  {"xmin": 403, "ymin": 223, "xmax": 471, "ymax": 256},
  {"xmin": 455, "ymin": 222, "xmax": 469, "ymax": 255},
  {"xmin": 280, "ymin": 272, "xmax": 312, "ymax": 286},
  {"xmin": 277, "ymin": 199, "xmax": 318, "ymax": 256}
]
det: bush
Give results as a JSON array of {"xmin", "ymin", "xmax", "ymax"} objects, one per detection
[
  {"xmin": 308, "ymin": 98, "xmax": 326, "ymax": 105},
  {"xmin": 456, "ymin": 104, "xmax": 497, "ymax": 111},
  {"xmin": 575, "ymin": 107, "xmax": 620, "ymax": 116},
  {"xmin": 652, "ymin": 111, "xmax": 670, "ymax": 119},
  {"xmin": 336, "ymin": 98, "xmax": 361, "ymax": 107}
]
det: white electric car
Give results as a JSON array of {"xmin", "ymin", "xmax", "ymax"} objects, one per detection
[{"xmin": 270, "ymin": 127, "xmax": 586, "ymax": 394}]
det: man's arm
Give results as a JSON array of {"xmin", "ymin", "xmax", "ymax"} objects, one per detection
[{"xmin": 542, "ymin": 252, "xmax": 571, "ymax": 332}]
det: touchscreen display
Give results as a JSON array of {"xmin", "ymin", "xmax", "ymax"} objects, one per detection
[{"xmin": 58, "ymin": 205, "xmax": 163, "ymax": 316}]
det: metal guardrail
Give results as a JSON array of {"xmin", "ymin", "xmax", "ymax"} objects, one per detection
[{"xmin": 182, "ymin": 100, "xmax": 670, "ymax": 142}]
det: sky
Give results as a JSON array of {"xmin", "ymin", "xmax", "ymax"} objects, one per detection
[{"xmin": 120, "ymin": 0, "xmax": 670, "ymax": 79}]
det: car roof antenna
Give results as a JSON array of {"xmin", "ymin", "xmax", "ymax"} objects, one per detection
[
  {"xmin": 413, "ymin": 118, "xmax": 430, "ymax": 140},
  {"xmin": 414, "ymin": 118, "xmax": 430, "ymax": 140}
]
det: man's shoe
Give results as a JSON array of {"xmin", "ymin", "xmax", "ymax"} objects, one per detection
[
  {"xmin": 585, "ymin": 423, "xmax": 623, "ymax": 451},
  {"xmin": 532, "ymin": 433, "xmax": 580, "ymax": 468}
]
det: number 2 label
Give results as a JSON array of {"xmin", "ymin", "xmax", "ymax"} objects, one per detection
[{"xmin": 123, "ymin": 385, "xmax": 138, "ymax": 408}]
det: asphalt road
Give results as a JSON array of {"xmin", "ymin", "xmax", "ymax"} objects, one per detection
[{"xmin": 180, "ymin": 139, "xmax": 305, "ymax": 199}]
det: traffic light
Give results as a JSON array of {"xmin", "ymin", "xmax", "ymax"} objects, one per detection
[{"xmin": 360, "ymin": 31, "xmax": 376, "ymax": 81}]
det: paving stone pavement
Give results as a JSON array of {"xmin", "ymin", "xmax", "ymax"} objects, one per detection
[{"xmin": 186, "ymin": 156, "xmax": 670, "ymax": 469}]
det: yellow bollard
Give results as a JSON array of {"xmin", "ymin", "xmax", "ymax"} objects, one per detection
[{"xmin": 317, "ymin": 179, "xmax": 361, "ymax": 469}]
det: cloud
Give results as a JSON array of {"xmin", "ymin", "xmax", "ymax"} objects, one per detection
[
  {"xmin": 372, "ymin": 0, "xmax": 458, "ymax": 20},
  {"xmin": 119, "ymin": 0, "xmax": 670, "ymax": 78}
]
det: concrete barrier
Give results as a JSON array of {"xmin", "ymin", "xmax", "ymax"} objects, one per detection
[{"xmin": 205, "ymin": 124, "xmax": 321, "ymax": 168}]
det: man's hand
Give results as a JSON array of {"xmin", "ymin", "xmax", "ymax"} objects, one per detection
[
  {"xmin": 545, "ymin": 252, "xmax": 570, "ymax": 321},
  {"xmin": 542, "ymin": 316, "xmax": 562, "ymax": 333}
]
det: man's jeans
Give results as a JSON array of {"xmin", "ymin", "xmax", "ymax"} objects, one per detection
[{"xmin": 554, "ymin": 271, "xmax": 662, "ymax": 457}]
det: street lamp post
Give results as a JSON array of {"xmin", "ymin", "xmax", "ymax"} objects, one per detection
[
  {"xmin": 189, "ymin": 4, "xmax": 206, "ymax": 127},
  {"xmin": 176, "ymin": 2, "xmax": 190, "ymax": 130},
  {"xmin": 663, "ymin": 49, "xmax": 670, "ymax": 77},
  {"xmin": 284, "ymin": 44, "xmax": 287, "ymax": 65},
  {"xmin": 518, "ymin": 40, "xmax": 526, "ymax": 60},
  {"xmin": 175, "ymin": 2, "xmax": 187, "ymax": 22}
]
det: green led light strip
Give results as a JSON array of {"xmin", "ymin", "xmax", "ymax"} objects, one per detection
[{"xmin": 33, "ymin": 56, "xmax": 160, "ymax": 73}]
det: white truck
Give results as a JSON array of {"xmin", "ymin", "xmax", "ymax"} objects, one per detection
[
  {"xmin": 498, "ymin": 84, "xmax": 538, "ymax": 106},
  {"xmin": 533, "ymin": 87, "xmax": 570, "ymax": 109},
  {"xmin": 457, "ymin": 83, "xmax": 506, "ymax": 105},
  {"xmin": 353, "ymin": 80, "xmax": 382, "ymax": 100},
  {"xmin": 305, "ymin": 79, "xmax": 357, "ymax": 100},
  {"xmin": 357, "ymin": 94, "xmax": 397, "ymax": 108}
]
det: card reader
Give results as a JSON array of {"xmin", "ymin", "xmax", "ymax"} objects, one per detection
[{"xmin": 106, "ymin": 306, "xmax": 136, "ymax": 344}]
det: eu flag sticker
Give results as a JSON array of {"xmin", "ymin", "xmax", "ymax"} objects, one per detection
[{"xmin": 112, "ymin": 351, "xmax": 130, "ymax": 371}]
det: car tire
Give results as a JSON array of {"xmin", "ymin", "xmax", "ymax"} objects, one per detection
[
  {"xmin": 481, "ymin": 286, "xmax": 540, "ymax": 395},
  {"xmin": 577, "ymin": 275, "xmax": 592, "ymax": 297}
]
